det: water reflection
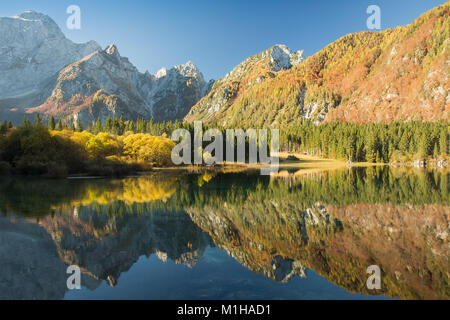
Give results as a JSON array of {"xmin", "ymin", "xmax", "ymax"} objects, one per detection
[{"xmin": 0, "ymin": 167, "xmax": 448, "ymax": 300}]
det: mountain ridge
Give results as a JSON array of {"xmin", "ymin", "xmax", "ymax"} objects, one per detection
[
  {"xmin": 0, "ymin": 4, "xmax": 448, "ymax": 127},
  {"xmin": 186, "ymin": 2, "xmax": 449, "ymax": 127},
  {"xmin": 0, "ymin": 11, "xmax": 210, "ymax": 125}
]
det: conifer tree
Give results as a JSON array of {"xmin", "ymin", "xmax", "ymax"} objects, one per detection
[
  {"xmin": 433, "ymin": 142, "xmax": 439, "ymax": 159},
  {"xmin": 94, "ymin": 117, "xmax": 103, "ymax": 134},
  {"xmin": 439, "ymin": 129, "xmax": 448, "ymax": 156},
  {"xmin": 55, "ymin": 119, "xmax": 63, "ymax": 131},
  {"xmin": 104, "ymin": 116, "xmax": 113, "ymax": 133},
  {"xmin": 76, "ymin": 118, "xmax": 83, "ymax": 132},
  {"xmin": 34, "ymin": 113, "xmax": 41, "ymax": 126},
  {"xmin": 23, "ymin": 115, "xmax": 30, "ymax": 127},
  {"xmin": 48, "ymin": 115, "xmax": 55, "ymax": 130},
  {"xmin": 118, "ymin": 116, "xmax": 125, "ymax": 135},
  {"xmin": 418, "ymin": 132, "xmax": 431, "ymax": 158}
]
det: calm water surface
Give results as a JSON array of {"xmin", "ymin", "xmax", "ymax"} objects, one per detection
[{"xmin": 0, "ymin": 167, "xmax": 448, "ymax": 300}]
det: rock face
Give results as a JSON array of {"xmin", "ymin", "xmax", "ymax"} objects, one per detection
[
  {"xmin": 0, "ymin": 11, "xmax": 209, "ymax": 125},
  {"xmin": 185, "ymin": 44, "xmax": 305, "ymax": 124},
  {"xmin": 269, "ymin": 45, "xmax": 304, "ymax": 72},
  {"xmin": 0, "ymin": 11, "xmax": 101, "ymax": 100},
  {"xmin": 29, "ymin": 45, "xmax": 209, "ymax": 125},
  {"xmin": 146, "ymin": 61, "xmax": 209, "ymax": 122}
]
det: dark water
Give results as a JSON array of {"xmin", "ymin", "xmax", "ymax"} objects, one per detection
[{"xmin": 0, "ymin": 167, "xmax": 448, "ymax": 300}]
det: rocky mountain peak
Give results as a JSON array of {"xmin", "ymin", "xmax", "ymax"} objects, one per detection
[
  {"xmin": 12, "ymin": 10, "xmax": 64, "ymax": 39},
  {"xmin": 269, "ymin": 44, "xmax": 305, "ymax": 71},
  {"xmin": 175, "ymin": 61, "xmax": 203, "ymax": 78},
  {"xmin": 16, "ymin": 10, "xmax": 49, "ymax": 21},
  {"xmin": 0, "ymin": 11, "xmax": 101, "ymax": 99},
  {"xmin": 185, "ymin": 43, "xmax": 305, "ymax": 124},
  {"xmin": 156, "ymin": 67, "xmax": 167, "ymax": 78},
  {"xmin": 105, "ymin": 44, "xmax": 120, "ymax": 57}
]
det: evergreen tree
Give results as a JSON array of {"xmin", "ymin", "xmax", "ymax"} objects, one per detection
[
  {"xmin": 23, "ymin": 115, "xmax": 30, "ymax": 127},
  {"xmin": 48, "ymin": 115, "xmax": 56, "ymax": 130},
  {"xmin": 433, "ymin": 142, "xmax": 439, "ymax": 159},
  {"xmin": 439, "ymin": 128, "xmax": 448, "ymax": 156},
  {"xmin": 125, "ymin": 121, "xmax": 135, "ymax": 132},
  {"xmin": 365, "ymin": 130, "xmax": 378, "ymax": 163},
  {"xmin": 118, "ymin": 116, "xmax": 125, "ymax": 135},
  {"xmin": 347, "ymin": 132, "xmax": 357, "ymax": 161},
  {"xmin": 94, "ymin": 117, "xmax": 103, "ymax": 134},
  {"xmin": 76, "ymin": 118, "xmax": 83, "ymax": 132},
  {"xmin": 418, "ymin": 132, "xmax": 431, "ymax": 158},
  {"xmin": 34, "ymin": 113, "xmax": 41, "ymax": 126},
  {"xmin": 104, "ymin": 116, "xmax": 113, "ymax": 133},
  {"xmin": 55, "ymin": 119, "xmax": 63, "ymax": 131},
  {"xmin": 112, "ymin": 117, "xmax": 119, "ymax": 135}
]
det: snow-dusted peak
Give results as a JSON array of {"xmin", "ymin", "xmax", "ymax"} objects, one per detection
[{"xmin": 156, "ymin": 67, "xmax": 167, "ymax": 78}]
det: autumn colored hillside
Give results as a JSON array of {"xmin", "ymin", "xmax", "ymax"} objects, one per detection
[{"xmin": 186, "ymin": 2, "xmax": 449, "ymax": 127}]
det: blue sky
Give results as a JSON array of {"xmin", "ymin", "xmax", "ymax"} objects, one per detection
[{"xmin": 1, "ymin": 0, "xmax": 447, "ymax": 80}]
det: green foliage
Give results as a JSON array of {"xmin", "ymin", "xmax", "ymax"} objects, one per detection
[
  {"xmin": 283, "ymin": 120, "xmax": 449, "ymax": 163},
  {"xmin": 34, "ymin": 113, "xmax": 41, "ymax": 126},
  {"xmin": 76, "ymin": 117, "xmax": 83, "ymax": 132},
  {"xmin": 48, "ymin": 115, "xmax": 55, "ymax": 130}
]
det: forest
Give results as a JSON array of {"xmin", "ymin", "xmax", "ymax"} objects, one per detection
[
  {"xmin": 0, "ymin": 114, "xmax": 448, "ymax": 177},
  {"xmin": 0, "ymin": 114, "xmax": 175, "ymax": 177},
  {"xmin": 281, "ymin": 119, "xmax": 448, "ymax": 163}
]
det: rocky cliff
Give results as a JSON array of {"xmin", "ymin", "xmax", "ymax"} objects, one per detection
[
  {"xmin": 28, "ymin": 45, "xmax": 209, "ymax": 125},
  {"xmin": 0, "ymin": 11, "xmax": 209, "ymax": 125},
  {"xmin": 0, "ymin": 11, "xmax": 100, "ymax": 101}
]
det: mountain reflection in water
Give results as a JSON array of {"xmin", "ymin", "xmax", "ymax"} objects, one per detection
[{"xmin": 0, "ymin": 167, "xmax": 448, "ymax": 300}]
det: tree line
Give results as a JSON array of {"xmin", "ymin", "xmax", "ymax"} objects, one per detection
[
  {"xmin": 0, "ymin": 115, "xmax": 175, "ymax": 177},
  {"xmin": 281, "ymin": 120, "xmax": 448, "ymax": 163},
  {"xmin": 2, "ymin": 114, "xmax": 449, "ymax": 169}
]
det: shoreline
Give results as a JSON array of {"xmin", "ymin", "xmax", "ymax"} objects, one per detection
[{"xmin": 2, "ymin": 153, "xmax": 447, "ymax": 180}]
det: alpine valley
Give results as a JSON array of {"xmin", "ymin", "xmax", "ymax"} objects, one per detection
[{"xmin": 0, "ymin": 3, "xmax": 448, "ymax": 128}]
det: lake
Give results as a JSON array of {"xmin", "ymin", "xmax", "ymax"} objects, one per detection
[{"xmin": 0, "ymin": 166, "xmax": 448, "ymax": 300}]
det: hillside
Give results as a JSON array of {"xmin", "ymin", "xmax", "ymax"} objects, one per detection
[
  {"xmin": 184, "ymin": 44, "xmax": 304, "ymax": 123},
  {"xmin": 186, "ymin": 3, "xmax": 449, "ymax": 127}
]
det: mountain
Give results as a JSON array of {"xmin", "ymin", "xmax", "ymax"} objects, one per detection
[
  {"xmin": 0, "ymin": 11, "xmax": 209, "ymax": 125},
  {"xmin": 184, "ymin": 44, "xmax": 305, "ymax": 123},
  {"xmin": 0, "ymin": 11, "xmax": 101, "ymax": 101},
  {"xmin": 27, "ymin": 44, "xmax": 208, "ymax": 124},
  {"xmin": 186, "ymin": 3, "xmax": 449, "ymax": 127},
  {"xmin": 2, "ymin": 4, "xmax": 448, "ymax": 128}
]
